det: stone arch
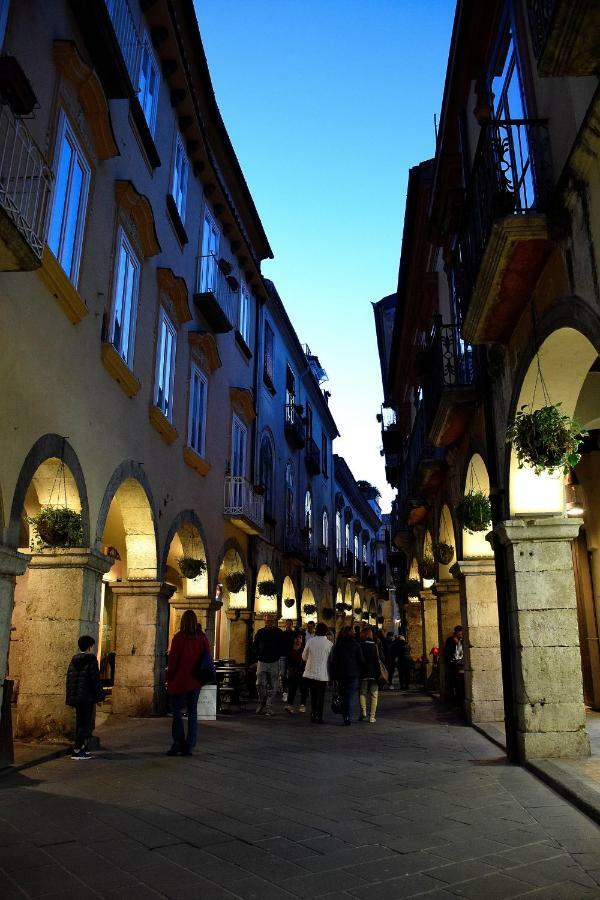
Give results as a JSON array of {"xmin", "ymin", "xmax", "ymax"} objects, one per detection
[
  {"xmin": 8, "ymin": 434, "xmax": 90, "ymax": 547},
  {"xmin": 160, "ymin": 509, "xmax": 209, "ymax": 582},
  {"xmin": 461, "ymin": 453, "xmax": 492, "ymax": 559},
  {"xmin": 214, "ymin": 542, "xmax": 248, "ymax": 663},
  {"xmin": 255, "ymin": 563, "xmax": 277, "ymax": 614},
  {"xmin": 282, "ymin": 575, "xmax": 297, "ymax": 620},
  {"xmin": 96, "ymin": 461, "xmax": 158, "ymax": 579},
  {"xmin": 437, "ymin": 503, "xmax": 457, "ymax": 581},
  {"xmin": 300, "ymin": 586, "xmax": 316, "ymax": 623},
  {"xmin": 161, "ymin": 510, "xmax": 209, "ymax": 642}
]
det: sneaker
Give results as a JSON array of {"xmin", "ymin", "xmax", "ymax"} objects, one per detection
[
  {"xmin": 298, "ymin": 704, "xmax": 306, "ymax": 713},
  {"xmin": 285, "ymin": 705, "xmax": 294, "ymax": 714},
  {"xmin": 282, "ymin": 693, "xmax": 288, "ymax": 702},
  {"xmin": 369, "ymin": 716, "xmax": 376, "ymax": 724},
  {"xmin": 166, "ymin": 745, "xmax": 181, "ymax": 756},
  {"xmin": 265, "ymin": 708, "xmax": 274, "ymax": 717},
  {"xmin": 256, "ymin": 704, "xmax": 266, "ymax": 715},
  {"xmin": 71, "ymin": 749, "xmax": 91, "ymax": 760}
]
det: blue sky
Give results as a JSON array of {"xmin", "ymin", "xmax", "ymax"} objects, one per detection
[{"xmin": 196, "ymin": 0, "xmax": 455, "ymax": 511}]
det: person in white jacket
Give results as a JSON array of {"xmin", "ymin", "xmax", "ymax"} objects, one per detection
[{"xmin": 302, "ymin": 622, "xmax": 332, "ymax": 723}]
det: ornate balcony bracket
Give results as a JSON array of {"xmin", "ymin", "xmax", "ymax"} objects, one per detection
[
  {"xmin": 114, "ymin": 180, "xmax": 161, "ymax": 258},
  {"xmin": 230, "ymin": 387, "xmax": 256, "ymax": 424},
  {"xmin": 188, "ymin": 331, "xmax": 222, "ymax": 374}
]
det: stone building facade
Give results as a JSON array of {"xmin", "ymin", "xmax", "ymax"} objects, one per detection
[{"xmin": 377, "ymin": 0, "xmax": 600, "ymax": 761}]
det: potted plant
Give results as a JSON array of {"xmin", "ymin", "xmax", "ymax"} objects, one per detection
[
  {"xmin": 225, "ymin": 571, "xmax": 246, "ymax": 594},
  {"xmin": 257, "ymin": 579, "xmax": 277, "ymax": 597},
  {"xmin": 361, "ymin": 611, "xmax": 369, "ymax": 621},
  {"xmin": 303, "ymin": 602, "xmax": 316, "ymax": 616},
  {"xmin": 344, "ymin": 602, "xmax": 352, "ymax": 612},
  {"xmin": 406, "ymin": 577, "xmax": 421, "ymax": 598},
  {"xmin": 321, "ymin": 607, "xmax": 334, "ymax": 621},
  {"xmin": 457, "ymin": 490, "xmax": 492, "ymax": 534},
  {"xmin": 418, "ymin": 554, "xmax": 435, "ymax": 580},
  {"xmin": 29, "ymin": 506, "xmax": 83, "ymax": 549},
  {"xmin": 283, "ymin": 597, "xmax": 295, "ymax": 609},
  {"xmin": 335, "ymin": 602, "xmax": 345, "ymax": 614},
  {"xmin": 434, "ymin": 542, "xmax": 454, "ymax": 565},
  {"xmin": 507, "ymin": 402, "xmax": 587, "ymax": 475},
  {"xmin": 178, "ymin": 556, "xmax": 206, "ymax": 580}
]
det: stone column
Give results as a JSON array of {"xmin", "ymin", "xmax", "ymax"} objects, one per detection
[
  {"xmin": 111, "ymin": 581, "xmax": 175, "ymax": 717},
  {"xmin": 436, "ymin": 579, "xmax": 461, "ymax": 700},
  {"xmin": 495, "ymin": 517, "xmax": 590, "ymax": 759},
  {"xmin": 17, "ymin": 548, "xmax": 112, "ymax": 739},
  {"xmin": 0, "ymin": 546, "xmax": 29, "ymax": 732},
  {"xmin": 451, "ymin": 558, "xmax": 503, "ymax": 724},
  {"xmin": 226, "ymin": 609, "xmax": 251, "ymax": 664},
  {"xmin": 405, "ymin": 600, "xmax": 422, "ymax": 662},
  {"xmin": 421, "ymin": 590, "xmax": 438, "ymax": 679}
]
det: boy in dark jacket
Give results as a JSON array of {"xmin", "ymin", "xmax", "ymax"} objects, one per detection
[{"xmin": 66, "ymin": 635, "xmax": 105, "ymax": 759}]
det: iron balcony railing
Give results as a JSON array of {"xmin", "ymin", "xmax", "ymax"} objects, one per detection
[
  {"xmin": 457, "ymin": 118, "xmax": 552, "ymax": 319},
  {"xmin": 283, "ymin": 527, "xmax": 309, "ymax": 561},
  {"xmin": 526, "ymin": 0, "xmax": 558, "ymax": 61},
  {"xmin": 307, "ymin": 545, "xmax": 329, "ymax": 573},
  {"xmin": 404, "ymin": 402, "xmax": 444, "ymax": 490},
  {"xmin": 0, "ymin": 105, "xmax": 52, "ymax": 263},
  {"xmin": 425, "ymin": 317, "xmax": 476, "ymax": 427},
  {"xmin": 284, "ymin": 402, "xmax": 305, "ymax": 449},
  {"xmin": 198, "ymin": 252, "xmax": 236, "ymax": 327},
  {"xmin": 223, "ymin": 476, "xmax": 264, "ymax": 532},
  {"xmin": 105, "ymin": 0, "xmax": 140, "ymax": 83}
]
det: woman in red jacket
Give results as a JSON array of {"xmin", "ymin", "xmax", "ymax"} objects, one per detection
[{"xmin": 166, "ymin": 610, "xmax": 211, "ymax": 756}]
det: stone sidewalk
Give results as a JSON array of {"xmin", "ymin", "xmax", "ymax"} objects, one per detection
[{"xmin": 1, "ymin": 692, "xmax": 600, "ymax": 899}]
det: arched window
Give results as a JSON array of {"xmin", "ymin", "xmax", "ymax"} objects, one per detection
[
  {"xmin": 354, "ymin": 532, "xmax": 359, "ymax": 562},
  {"xmin": 304, "ymin": 491, "xmax": 312, "ymax": 544},
  {"xmin": 336, "ymin": 510, "xmax": 342, "ymax": 559},
  {"xmin": 285, "ymin": 462, "xmax": 294, "ymax": 533},
  {"xmin": 363, "ymin": 540, "xmax": 368, "ymax": 564},
  {"xmin": 345, "ymin": 521, "xmax": 350, "ymax": 551},
  {"xmin": 259, "ymin": 435, "xmax": 274, "ymax": 519},
  {"xmin": 322, "ymin": 510, "xmax": 329, "ymax": 549}
]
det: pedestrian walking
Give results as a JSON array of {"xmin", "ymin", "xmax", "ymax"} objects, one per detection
[
  {"xmin": 398, "ymin": 635, "xmax": 412, "ymax": 690},
  {"xmin": 302, "ymin": 622, "xmax": 332, "ymax": 723},
  {"xmin": 280, "ymin": 619, "xmax": 296, "ymax": 701},
  {"xmin": 330, "ymin": 625, "xmax": 364, "ymax": 725},
  {"xmin": 285, "ymin": 633, "xmax": 309, "ymax": 713},
  {"xmin": 444, "ymin": 625, "xmax": 465, "ymax": 708},
  {"xmin": 359, "ymin": 626, "xmax": 386, "ymax": 723},
  {"xmin": 66, "ymin": 635, "xmax": 105, "ymax": 760},
  {"xmin": 304, "ymin": 620, "xmax": 316, "ymax": 644},
  {"xmin": 166, "ymin": 610, "xmax": 212, "ymax": 756},
  {"xmin": 253, "ymin": 614, "xmax": 283, "ymax": 716}
]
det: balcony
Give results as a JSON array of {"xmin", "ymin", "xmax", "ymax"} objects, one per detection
[
  {"xmin": 337, "ymin": 548, "xmax": 354, "ymax": 577},
  {"xmin": 223, "ymin": 476, "xmax": 264, "ymax": 535},
  {"xmin": 194, "ymin": 254, "xmax": 237, "ymax": 333},
  {"xmin": 69, "ymin": 0, "xmax": 140, "ymax": 99},
  {"xmin": 380, "ymin": 406, "xmax": 403, "ymax": 454},
  {"xmin": 283, "ymin": 527, "xmax": 309, "ymax": 563},
  {"xmin": 0, "ymin": 105, "xmax": 52, "ymax": 270},
  {"xmin": 404, "ymin": 404, "xmax": 446, "ymax": 512},
  {"xmin": 457, "ymin": 119, "xmax": 554, "ymax": 344},
  {"xmin": 306, "ymin": 546, "xmax": 330, "ymax": 575},
  {"xmin": 527, "ymin": 0, "xmax": 600, "ymax": 76},
  {"xmin": 284, "ymin": 403, "xmax": 306, "ymax": 450},
  {"xmin": 305, "ymin": 436, "xmax": 321, "ymax": 475},
  {"xmin": 424, "ymin": 318, "xmax": 478, "ymax": 447}
]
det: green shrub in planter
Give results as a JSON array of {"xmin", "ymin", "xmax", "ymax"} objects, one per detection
[
  {"xmin": 321, "ymin": 607, "xmax": 334, "ymax": 621},
  {"xmin": 507, "ymin": 402, "xmax": 587, "ymax": 475},
  {"xmin": 257, "ymin": 579, "xmax": 277, "ymax": 597},
  {"xmin": 434, "ymin": 542, "xmax": 454, "ymax": 565},
  {"xmin": 178, "ymin": 556, "xmax": 206, "ymax": 580},
  {"xmin": 303, "ymin": 602, "xmax": 316, "ymax": 616},
  {"xmin": 407, "ymin": 577, "xmax": 421, "ymax": 598},
  {"xmin": 418, "ymin": 554, "xmax": 435, "ymax": 580},
  {"xmin": 457, "ymin": 490, "xmax": 492, "ymax": 534},
  {"xmin": 29, "ymin": 506, "xmax": 83, "ymax": 549},
  {"xmin": 226, "ymin": 571, "xmax": 246, "ymax": 594},
  {"xmin": 283, "ymin": 597, "xmax": 295, "ymax": 609}
]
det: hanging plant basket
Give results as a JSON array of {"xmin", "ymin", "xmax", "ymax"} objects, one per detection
[
  {"xmin": 335, "ymin": 602, "xmax": 345, "ymax": 614},
  {"xmin": 418, "ymin": 554, "xmax": 435, "ymax": 580},
  {"xmin": 507, "ymin": 402, "xmax": 587, "ymax": 475},
  {"xmin": 457, "ymin": 490, "xmax": 492, "ymax": 535},
  {"xmin": 377, "ymin": 615, "xmax": 384, "ymax": 625},
  {"xmin": 406, "ymin": 577, "xmax": 422, "ymax": 598},
  {"xmin": 283, "ymin": 597, "xmax": 295, "ymax": 609},
  {"xmin": 302, "ymin": 602, "xmax": 316, "ymax": 616},
  {"xmin": 257, "ymin": 579, "xmax": 277, "ymax": 597},
  {"xmin": 321, "ymin": 607, "xmax": 334, "ymax": 621},
  {"xmin": 434, "ymin": 542, "xmax": 454, "ymax": 565},
  {"xmin": 29, "ymin": 506, "xmax": 83, "ymax": 549},
  {"xmin": 178, "ymin": 556, "xmax": 207, "ymax": 580},
  {"xmin": 226, "ymin": 571, "xmax": 246, "ymax": 594},
  {"xmin": 361, "ymin": 611, "xmax": 369, "ymax": 621},
  {"xmin": 344, "ymin": 602, "xmax": 352, "ymax": 612}
]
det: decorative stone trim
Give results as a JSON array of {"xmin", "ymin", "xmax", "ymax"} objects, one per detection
[
  {"xmin": 101, "ymin": 342, "xmax": 141, "ymax": 397},
  {"xmin": 114, "ymin": 180, "xmax": 161, "ymax": 257},
  {"xmin": 188, "ymin": 331, "xmax": 222, "ymax": 374},
  {"xmin": 149, "ymin": 404, "xmax": 178, "ymax": 445},
  {"xmin": 37, "ymin": 246, "xmax": 89, "ymax": 324},
  {"xmin": 183, "ymin": 445, "xmax": 211, "ymax": 476},
  {"xmin": 53, "ymin": 40, "xmax": 119, "ymax": 161},
  {"xmin": 230, "ymin": 387, "xmax": 256, "ymax": 424},
  {"xmin": 156, "ymin": 267, "xmax": 191, "ymax": 326}
]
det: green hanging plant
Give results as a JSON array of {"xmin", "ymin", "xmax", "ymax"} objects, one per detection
[
  {"xmin": 178, "ymin": 556, "xmax": 207, "ymax": 580},
  {"xmin": 433, "ymin": 542, "xmax": 454, "ymax": 565},
  {"xmin": 507, "ymin": 402, "xmax": 587, "ymax": 476},
  {"xmin": 257, "ymin": 579, "xmax": 277, "ymax": 597},
  {"xmin": 283, "ymin": 597, "xmax": 295, "ymax": 609},
  {"xmin": 344, "ymin": 602, "xmax": 353, "ymax": 612},
  {"xmin": 361, "ymin": 611, "xmax": 369, "ymax": 621},
  {"xmin": 226, "ymin": 571, "xmax": 246, "ymax": 594},
  {"xmin": 418, "ymin": 553, "xmax": 435, "ymax": 580},
  {"xmin": 303, "ymin": 602, "xmax": 317, "ymax": 615},
  {"xmin": 335, "ymin": 602, "xmax": 345, "ymax": 614},
  {"xmin": 29, "ymin": 506, "xmax": 83, "ymax": 549},
  {"xmin": 321, "ymin": 607, "xmax": 334, "ymax": 621},
  {"xmin": 406, "ymin": 577, "xmax": 421, "ymax": 598},
  {"xmin": 457, "ymin": 490, "xmax": 492, "ymax": 534}
]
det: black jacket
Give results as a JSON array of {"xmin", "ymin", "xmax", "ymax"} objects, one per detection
[
  {"xmin": 330, "ymin": 636, "xmax": 364, "ymax": 680},
  {"xmin": 360, "ymin": 640, "xmax": 384, "ymax": 680},
  {"xmin": 253, "ymin": 626, "xmax": 283, "ymax": 663},
  {"xmin": 66, "ymin": 653, "xmax": 105, "ymax": 707}
]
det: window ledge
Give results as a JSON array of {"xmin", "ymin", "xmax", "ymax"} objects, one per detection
[
  {"xmin": 129, "ymin": 96, "xmax": 161, "ymax": 169},
  {"xmin": 149, "ymin": 404, "xmax": 178, "ymax": 445},
  {"xmin": 166, "ymin": 193, "xmax": 189, "ymax": 246},
  {"xmin": 263, "ymin": 372, "xmax": 276, "ymax": 395},
  {"xmin": 234, "ymin": 329, "xmax": 252, "ymax": 361},
  {"xmin": 37, "ymin": 247, "xmax": 89, "ymax": 324},
  {"xmin": 101, "ymin": 342, "xmax": 141, "ymax": 397},
  {"xmin": 183, "ymin": 445, "xmax": 211, "ymax": 476}
]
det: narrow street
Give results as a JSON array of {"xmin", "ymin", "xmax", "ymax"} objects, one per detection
[{"xmin": 1, "ymin": 694, "xmax": 600, "ymax": 899}]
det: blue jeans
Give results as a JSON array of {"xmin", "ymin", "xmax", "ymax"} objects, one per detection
[
  {"xmin": 339, "ymin": 677, "xmax": 358, "ymax": 723},
  {"xmin": 171, "ymin": 689, "xmax": 201, "ymax": 750}
]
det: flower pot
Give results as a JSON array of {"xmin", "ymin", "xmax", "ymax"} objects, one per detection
[
  {"xmin": 178, "ymin": 557, "xmax": 206, "ymax": 580},
  {"xmin": 30, "ymin": 506, "xmax": 83, "ymax": 548}
]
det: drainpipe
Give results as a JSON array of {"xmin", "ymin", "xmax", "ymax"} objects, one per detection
[{"xmin": 480, "ymin": 345, "xmax": 518, "ymax": 763}]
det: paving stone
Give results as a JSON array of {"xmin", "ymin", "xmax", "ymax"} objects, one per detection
[
  {"xmin": 447, "ymin": 871, "xmax": 536, "ymax": 898},
  {"xmin": 430, "ymin": 858, "xmax": 498, "ymax": 885},
  {"xmin": 348, "ymin": 871, "xmax": 442, "ymax": 898}
]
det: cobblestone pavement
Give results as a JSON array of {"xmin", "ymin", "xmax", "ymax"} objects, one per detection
[{"xmin": 1, "ymin": 692, "xmax": 600, "ymax": 899}]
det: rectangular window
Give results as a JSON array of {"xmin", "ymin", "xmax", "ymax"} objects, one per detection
[
  {"xmin": 171, "ymin": 135, "xmax": 188, "ymax": 222},
  {"xmin": 286, "ymin": 365, "xmax": 295, "ymax": 406},
  {"xmin": 263, "ymin": 321, "xmax": 274, "ymax": 384},
  {"xmin": 305, "ymin": 403, "xmax": 313, "ymax": 441},
  {"xmin": 138, "ymin": 38, "xmax": 159, "ymax": 136},
  {"xmin": 110, "ymin": 229, "xmax": 140, "ymax": 367},
  {"xmin": 154, "ymin": 309, "xmax": 177, "ymax": 420},
  {"xmin": 188, "ymin": 364, "xmax": 207, "ymax": 456},
  {"xmin": 230, "ymin": 416, "xmax": 248, "ymax": 506},
  {"xmin": 239, "ymin": 284, "xmax": 250, "ymax": 345},
  {"xmin": 199, "ymin": 210, "xmax": 220, "ymax": 292},
  {"xmin": 321, "ymin": 431, "xmax": 328, "ymax": 476},
  {"xmin": 0, "ymin": 0, "xmax": 10, "ymax": 49},
  {"xmin": 48, "ymin": 113, "xmax": 90, "ymax": 284}
]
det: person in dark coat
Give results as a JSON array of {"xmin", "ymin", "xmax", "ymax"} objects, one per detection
[
  {"xmin": 253, "ymin": 614, "xmax": 283, "ymax": 716},
  {"xmin": 284, "ymin": 633, "xmax": 309, "ymax": 713},
  {"xmin": 359, "ymin": 627, "xmax": 385, "ymax": 723},
  {"xmin": 65, "ymin": 635, "xmax": 105, "ymax": 760},
  {"xmin": 166, "ymin": 610, "xmax": 211, "ymax": 756},
  {"xmin": 397, "ymin": 636, "xmax": 413, "ymax": 690},
  {"xmin": 330, "ymin": 626, "xmax": 364, "ymax": 725},
  {"xmin": 444, "ymin": 625, "xmax": 464, "ymax": 707}
]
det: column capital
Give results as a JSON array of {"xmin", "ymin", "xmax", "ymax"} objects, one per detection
[
  {"xmin": 451, "ymin": 558, "xmax": 496, "ymax": 579},
  {"xmin": 434, "ymin": 578, "xmax": 460, "ymax": 597},
  {"xmin": 110, "ymin": 579, "xmax": 175, "ymax": 599},
  {"xmin": 494, "ymin": 516, "xmax": 583, "ymax": 547},
  {"xmin": 420, "ymin": 590, "xmax": 436, "ymax": 602},
  {"xmin": 28, "ymin": 547, "xmax": 112, "ymax": 575},
  {"xmin": 0, "ymin": 544, "xmax": 30, "ymax": 577}
]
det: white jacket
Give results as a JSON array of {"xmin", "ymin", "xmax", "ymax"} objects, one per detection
[{"xmin": 302, "ymin": 635, "xmax": 332, "ymax": 681}]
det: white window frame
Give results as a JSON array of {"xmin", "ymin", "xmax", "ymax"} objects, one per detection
[
  {"xmin": 199, "ymin": 208, "xmax": 220, "ymax": 292},
  {"xmin": 188, "ymin": 363, "xmax": 208, "ymax": 457},
  {"xmin": 110, "ymin": 228, "xmax": 140, "ymax": 367},
  {"xmin": 138, "ymin": 35, "xmax": 160, "ymax": 136},
  {"xmin": 231, "ymin": 415, "xmax": 247, "ymax": 479},
  {"xmin": 48, "ymin": 111, "xmax": 90, "ymax": 285},
  {"xmin": 239, "ymin": 283, "xmax": 251, "ymax": 346},
  {"xmin": 154, "ymin": 308, "xmax": 177, "ymax": 421},
  {"xmin": 171, "ymin": 133, "xmax": 188, "ymax": 222},
  {"xmin": 336, "ymin": 510, "xmax": 341, "ymax": 557}
]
